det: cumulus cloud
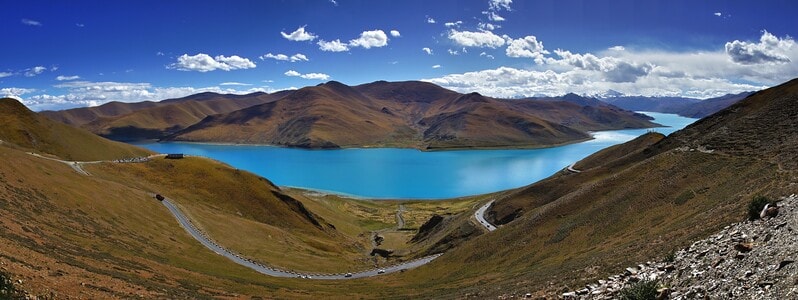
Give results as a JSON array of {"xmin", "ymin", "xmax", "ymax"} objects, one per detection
[
  {"xmin": 1, "ymin": 88, "xmax": 36, "ymax": 100},
  {"xmin": 318, "ymin": 39, "xmax": 350, "ymax": 52},
  {"xmin": 390, "ymin": 30, "xmax": 401, "ymax": 37},
  {"xmin": 423, "ymin": 66, "xmax": 764, "ymax": 100},
  {"xmin": 260, "ymin": 52, "xmax": 309, "ymax": 62},
  {"xmin": 432, "ymin": 65, "xmax": 441, "ymax": 69},
  {"xmin": 219, "ymin": 82, "xmax": 252, "ymax": 86},
  {"xmin": 349, "ymin": 30, "xmax": 389, "ymax": 49},
  {"xmin": 284, "ymin": 70, "xmax": 330, "ymax": 80},
  {"xmin": 489, "ymin": 0, "xmax": 513, "ymax": 11},
  {"xmin": 483, "ymin": 11, "xmax": 505, "ymax": 22},
  {"xmin": 24, "ymin": 66, "xmax": 47, "ymax": 77},
  {"xmin": 0, "ymin": 72, "xmax": 12, "ymax": 78},
  {"xmin": 448, "ymin": 29, "xmax": 506, "ymax": 48},
  {"xmin": 506, "ymin": 36, "xmax": 549, "ymax": 63},
  {"xmin": 478, "ymin": 22, "xmax": 499, "ymax": 31},
  {"xmin": 609, "ymin": 46, "xmax": 626, "ymax": 51},
  {"xmin": 422, "ymin": 47, "xmax": 433, "ymax": 55},
  {"xmin": 725, "ymin": 30, "xmax": 794, "ymax": 65},
  {"xmin": 445, "ymin": 21, "xmax": 463, "ymax": 27},
  {"xmin": 168, "ymin": 53, "xmax": 256, "ymax": 72},
  {"xmin": 56, "ymin": 75, "xmax": 80, "ymax": 81},
  {"xmin": 427, "ymin": 17, "xmax": 436, "ymax": 24},
  {"xmin": 280, "ymin": 26, "xmax": 318, "ymax": 41},
  {"xmin": 21, "ymin": 18, "xmax": 41, "ymax": 26},
  {"xmin": 714, "ymin": 12, "xmax": 722, "ymax": 17}
]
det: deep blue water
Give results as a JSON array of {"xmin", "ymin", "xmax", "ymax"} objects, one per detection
[{"xmin": 132, "ymin": 112, "xmax": 696, "ymax": 199}]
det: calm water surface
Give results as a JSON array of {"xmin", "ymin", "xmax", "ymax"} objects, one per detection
[{"xmin": 133, "ymin": 112, "xmax": 696, "ymax": 199}]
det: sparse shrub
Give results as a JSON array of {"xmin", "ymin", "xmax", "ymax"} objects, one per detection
[
  {"xmin": 618, "ymin": 279, "xmax": 659, "ymax": 300},
  {"xmin": 664, "ymin": 250, "xmax": 676, "ymax": 263},
  {"xmin": 0, "ymin": 272, "xmax": 16, "ymax": 300},
  {"xmin": 748, "ymin": 195, "xmax": 772, "ymax": 220}
]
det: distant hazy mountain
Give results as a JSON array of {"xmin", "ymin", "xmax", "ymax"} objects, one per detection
[
  {"xmin": 40, "ymin": 91, "xmax": 291, "ymax": 141},
  {"xmin": 599, "ymin": 91, "xmax": 754, "ymax": 118},
  {"xmin": 165, "ymin": 81, "xmax": 658, "ymax": 149}
]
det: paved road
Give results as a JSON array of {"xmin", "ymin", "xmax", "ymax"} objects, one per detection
[
  {"xmin": 396, "ymin": 204, "xmax": 406, "ymax": 229},
  {"xmin": 160, "ymin": 196, "xmax": 442, "ymax": 280},
  {"xmin": 474, "ymin": 200, "xmax": 497, "ymax": 231},
  {"xmin": 567, "ymin": 163, "xmax": 581, "ymax": 173}
]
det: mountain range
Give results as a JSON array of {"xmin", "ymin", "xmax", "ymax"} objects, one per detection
[
  {"xmin": 599, "ymin": 91, "xmax": 754, "ymax": 118},
  {"xmin": 1, "ymin": 78, "xmax": 796, "ymax": 298},
  {"xmin": 42, "ymin": 80, "xmax": 658, "ymax": 150}
]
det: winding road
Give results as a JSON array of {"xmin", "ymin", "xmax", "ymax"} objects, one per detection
[
  {"xmin": 474, "ymin": 200, "xmax": 497, "ymax": 231},
  {"xmin": 567, "ymin": 163, "xmax": 581, "ymax": 173},
  {"xmin": 160, "ymin": 195, "xmax": 442, "ymax": 279},
  {"xmin": 26, "ymin": 152, "xmax": 444, "ymax": 279}
]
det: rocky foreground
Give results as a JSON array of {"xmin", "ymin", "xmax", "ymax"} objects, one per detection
[{"xmin": 560, "ymin": 194, "xmax": 798, "ymax": 299}]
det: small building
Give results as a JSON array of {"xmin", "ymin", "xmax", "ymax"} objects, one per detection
[{"xmin": 165, "ymin": 153, "xmax": 184, "ymax": 159}]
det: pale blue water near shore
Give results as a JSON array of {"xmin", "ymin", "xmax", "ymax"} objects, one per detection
[{"xmin": 132, "ymin": 112, "xmax": 697, "ymax": 199}]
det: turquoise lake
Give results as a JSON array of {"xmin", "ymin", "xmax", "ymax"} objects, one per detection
[{"xmin": 133, "ymin": 112, "xmax": 697, "ymax": 199}]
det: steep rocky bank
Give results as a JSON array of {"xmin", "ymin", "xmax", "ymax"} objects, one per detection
[{"xmin": 560, "ymin": 194, "xmax": 798, "ymax": 299}]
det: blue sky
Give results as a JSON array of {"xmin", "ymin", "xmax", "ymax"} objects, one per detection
[{"xmin": 2, "ymin": 0, "xmax": 797, "ymax": 110}]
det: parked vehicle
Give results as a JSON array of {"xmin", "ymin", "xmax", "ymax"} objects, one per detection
[
  {"xmin": 155, "ymin": 194, "xmax": 164, "ymax": 201},
  {"xmin": 344, "ymin": 273, "xmax": 352, "ymax": 277}
]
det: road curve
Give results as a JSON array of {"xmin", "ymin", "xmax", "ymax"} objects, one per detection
[
  {"xmin": 474, "ymin": 200, "xmax": 497, "ymax": 231},
  {"xmin": 160, "ymin": 196, "xmax": 442, "ymax": 280},
  {"xmin": 396, "ymin": 204, "xmax": 406, "ymax": 229},
  {"xmin": 567, "ymin": 163, "xmax": 581, "ymax": 173}
]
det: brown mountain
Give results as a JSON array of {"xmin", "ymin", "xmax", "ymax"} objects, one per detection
[
  {"xmin": 166, "ymin": 81, "xmax": 658, "ymax": 149},
  {"xmin": 40, "ymin": 91, "xmax": 290, "ymax": 140},
  {"xmin": 406, "ymin": 78, "xmax": 798, "ymax": 296},
  {"xmin": 0, "ymin": 98, "xmax": 152, "ymax": 160}
]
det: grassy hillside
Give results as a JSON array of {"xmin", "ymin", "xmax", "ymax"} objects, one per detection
[
  {"xmin": 398, "ymin": 79, "xmax": 798, "ymax": 297},
  {"xmin": 0, "ymin": 98, "xmax": 152, "ymax": 161}
]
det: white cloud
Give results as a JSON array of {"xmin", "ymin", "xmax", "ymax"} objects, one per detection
[
  {"xmin": 714, "ymin": 12, "xmax": 722, "ymax": 17},
  {"xmin": 300, "ymin": 73, "xmax": 330, "ymax": 80},
  {"xmin": 329, "ymin": 0, "xmax": 338, "ymax": 5},
  {"xmin": 56, "ymin": 75, "xmax": 80, "ymax": 81},
  {"xmin": 480, "ymin": 52, "xmax": 495, "ymax": 59},
  {"xmin": 506, "ymin": 36, "xmax": 549, "ymax": 63},
  {"xmin": 448, "ymin": 29, "xmax": 506, "ymax": 48},
  {"xmin": 483, "ymin": 11, "xmax": 505, "ymax": 22},
  {"xmin": 422, "ymin": 47, "xmax": 433, "ymax": 55},
  {"xmin": 21, "ymin": 18, "xmax": 41, "ymax": 26},
  {"xmin": 280, "ymin": 26, "xmax": 318, "ymax": 41},
  {"xmin": 1, "ymin": 88, "xmax": 36, "ymax": 100},
  {"xmin": 168, "ymin": 53, "xmax": 256, "ymax": 72},
  {"xmin": 24, "ymin": 66, "xmax": 47, "ymax": 77},
  {"xmin": 725, "ymin": 30, "xmax": 794, "ymax": 65},
  {"xmin": 432, "ymin": 65, "xmax": 441, "ymax": 69},
  {"xmin": 76, "ymin": 23, "xmax": 85, "ymax": 27},
  {"xmin": 0, "ymin": 72, "xmax": 12, "ymax": 78},
  {"xmin": 156, "ymin": 51, "xmax": 165, "ymax": 56},
  {"xmin": 478, "ymin": 22, "xmax": 499, "ymax": 31},
  {"xmin": 219, "ymin": 82, "xmax": 252, "ymax": 86},
  {"xmin": 489, "ymin": 0, "xmax": 513, "ymax": 11},
  {"xmin": 284, "ymin": 70, "xmax": 330, "ymax": 80},
  {"xmin": 349, "ymin": 30, "xmax": 389, "ymax": 49},
  {"xmin": 609, "ymin": 46, "xmax": 626, "ymax": 51},
  {"xmin": 445, "ymin": 21, "xmax": 463, "ymax": 27},
  {"xmin": 390, "ymin": 30, "xmax": 401, "ymax": 37},
  {"xmin": 427, "ymin": 17, "xmax": 436, "ymax": 24},
  {"xmin": 448, "ymin": 49, "xmax": 459, "ymax": 55},
  {"xmin": 318, "ymin": 39, "xmax": 350, "ymax": 52},
  {"xmin": 261, "ymin": 53, "xmax": 309, "ymax": 62}
]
